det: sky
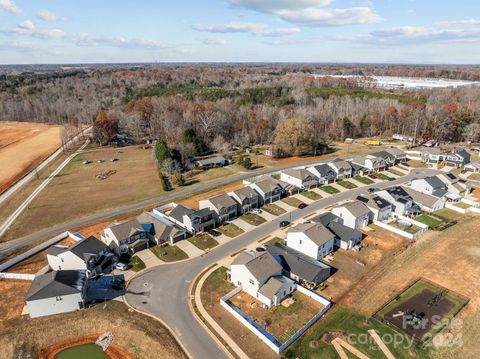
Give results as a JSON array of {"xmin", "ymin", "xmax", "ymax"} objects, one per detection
[{"xmin": 1, "ymin": 0, "xmax": 480, "ymax": 64}]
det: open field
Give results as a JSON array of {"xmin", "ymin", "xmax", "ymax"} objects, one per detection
[
  {"xmin": 0, "ymin": 121, "xmax": 62, "ymax": 194},
  {"xmin": 1, "ymin": 145, "xmax": 165, "ymax": 242},
  {"xmin": 0, "ymin": 300, "xmax": 187, "ymax": 359}
]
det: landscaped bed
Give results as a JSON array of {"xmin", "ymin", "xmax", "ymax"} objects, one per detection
[
  {"xmin": 319, "ymin": 185, "xmax": 340, "ymax": 194},
  {"xmin": 187, "ymin": 233, "xmax": 219, "ymax": 250},
  {"xmin": 150, "ymin": 245, "xmax": 189, "ymax": 262},
  {"xmin": 217, "ymin": 222, "xmax": 244, "ymax": 237},
  {"xmin": 282, "ymin": 196, "xmax": 303, "ymax": 207},
  {"xmin": 353, "ymin": 176, "xmax": 374, "ymax": 185},
  {"xmin": 300, "ymin": 191, "xmax": 322, "ymax": 201},
  {"xmin": 240, "ymin": 212, "xmax": 267, "ymax": 226},
  {"xmin": 262, "ymin": 203, "xmax": 287, "ymax": 216},
  {"xmin": 336, "ymin": 180, "xmax": 358, "ymax": 189}
]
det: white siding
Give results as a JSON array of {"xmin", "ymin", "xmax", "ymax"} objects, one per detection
[{"xmin": 27, "ymin": 293, "xmax": 83, "ymax": 318}]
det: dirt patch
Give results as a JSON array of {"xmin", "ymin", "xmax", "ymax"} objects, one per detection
[
  {"xmin": 0, "ymin": 121, "xmax": 62, "ymax": 193},
  {"xmin": 0, "ymin": 279, "xmax": 31, "ymax": 323}
]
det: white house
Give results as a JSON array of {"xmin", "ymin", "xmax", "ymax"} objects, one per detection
[
  {"xmin": 199, "ymin": 193, "xmax": 238, "ymax": 223},
  {"xmin": 311, "ymin": 212, "xmax": 363, "ymax": 250},
  {"xmin": 464, "ymin": 161, "xmax": 480, "ymax": 173},
  {"xmin": 286, "ymin": 222, "xmax": 335, "ymax": 260},
  {"xmin": 165, "ymin": 205, "xmax": 216, "ymax": 234},
  {"xmin": 248, "ymin": 177, "xmax": 284, "ymax": 204},
  {"xmin": 403, "ymin": 187, "xmax": 446, "ymax": 212},
  {"xmin": 228, "ymin": 186, "xmax": 260, "ymax": 214},
  {"xmin": 351, "ymin": 155, "xmax": 387, "ymax": 173},
  {"xmin": 280, "ymin": 168, "xmax": 318, "ymax": 190},
  {"xmin": 306, "ymin": 163, "xmax": 337, "ymax": 184},
  {"xmin": 437, "ymin": 172, "xmax": 471, "ymax": 197},
  {"xmin": 356, "ymin": 194, "xmax": 393, "ymax": 221},
  {"xmin": 26, "ymin": 270, "xmax": 87, "ymax": 318},
  {"xmin": 421, "ymin": 147, "xmax": 444, "ymax": 164},
  {"xmin": 230, "ymin": 251, "xmax": 295, "ymax": 308},
  {"xmin": 384, "ymin": 147, "xmax": 407, "ymax": 164},
  {"xmin": 47, "ymin": 236, "xmax": 116, "ymax": 278},
  {"xmin": 137, "ymin": 211, "xmax": 187, "ymax": 244},
  {"xmin": 328, "ymin": 159, "xmax": 352, "ymax": 180},
  {"xmin": 444, "ymin": 148, "xmax": 471, "ymax": 168},
  {"xmin": 375, "ymin": 187, "xmax": 421, "ymax": 216},
  {"xmin": 331, "ymin": 201, "xmax": 371, "ymax": 230},
  {"xmin": 410, "ymin": 176, "xmax": 449, "ymax": 198}
]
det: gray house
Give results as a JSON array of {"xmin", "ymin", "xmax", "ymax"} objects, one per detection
[
  {"xmin": 248, "ymin": 177, "xmax": 285, "ymax": 204},
  {"xmin": 195, "ymin": 156, "xmax": 228, "ymax": 169},
  {"xmin": 26, "ymin": 270, "xmax": 87, "ymax": 318},
  {"xmin": 228, "ymin": 187, "xmax": 260, "ymax": 214},
  {"xmin": 375, "ymin": 186, "xmax": 421, "ymax": 216},
  {"xmin": 101, "ymin": 219, "xmax": 151, "ymax": 255},
  {"xmin": 266, "ymin": 243, "xmax": 331, "ymax": 290},
  {"xmin": 311, "ymin": 212, "xmax": 363, "ymax": 250},
  {"xmin": 168, "ymin": 205, "xmax": 216, "ymax": 234},
  {"xmin": 445, "ymin": 148, "xmax": 471, "ymax": 168},
  {"xmin": 384, "ymin": 147, "xmax": 407, "ymax": 164},
  {"xmin": 137, "ymin": 212, "xmax": 187, "ymax": 244},
  {"xmin": 199, "ymin": 193, "xmax": 238, "ymax": 223},
  {"xmin": 306, "ymin": 163, "xmax": 337, "ymax": 184}
]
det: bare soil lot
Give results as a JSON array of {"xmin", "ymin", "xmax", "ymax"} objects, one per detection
[{"xmin": 0, "ymin": 121, "xmax": 62, "ymax": 193}]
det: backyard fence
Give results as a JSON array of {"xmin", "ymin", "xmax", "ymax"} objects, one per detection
[
  {"xmin": 0, "ymin": 272, "xmax": 35, "ymax": 280},
  {"xmin": 374, "ymin": 214, "xmax": 429, "ymax": 240}
]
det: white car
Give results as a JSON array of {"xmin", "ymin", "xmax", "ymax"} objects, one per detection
[
  {"xmin": 114, "ymin": 262, "xmax": 132, "ymax": 271},
  {"xmin": 251, "ymin": 208, "xmax": 262, "ymax": 214}
]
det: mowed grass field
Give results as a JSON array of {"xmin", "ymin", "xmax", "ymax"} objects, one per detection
[
  {"xmin": 1, "ymin": 145, "xmax": 164, "ymax": 241},
  {"xmin": 0, "ymin": 121, "xmax": 62, "ymax": 193}
]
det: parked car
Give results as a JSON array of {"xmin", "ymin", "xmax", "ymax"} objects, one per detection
[
  {"xmin": 297, "ymin": 203, "xmax": 308, "ymax": 209},
  {"xmin": 114, "ymin": 262, "xmax": 132, "ymax": 271},
  {"xmin": 97, "ymin": 159, "xmax": 106, "ymax": 163},
  {"xmin": 111, "ymin": 158, "xmax": 119, "ymax": 162},
  {"xmin": 368, "ymin": 174, "xmax": 377, "ymax": 179},
  {"xmin": 256, "ymin": 245, "xmax": 268, "ymax": 252},
  {"xmin": 208, "ymin": 229, "xmax": 221, "ymax": 237},
  {"xmin": 82, "ymin": 160, "xmax": 92, "ymax": 165},
  {"xmin": 388, "ymin": 177, "xmax": 395, "ymax": 181},
  {"xmin": 251, "ymin": 208, "xmax": 262, "ymax": 214},
  {"xmin": 279, "ymin": 220, "xmax": 290, "ymax": 228},
  {"xmin": 367, "ymin": 187, "xmax": 378, "ymax": 193}
]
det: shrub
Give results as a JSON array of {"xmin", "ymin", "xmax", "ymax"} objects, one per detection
[{"xmin": 158, "ymin": 171, "xmax": 170, "ymax": 191}]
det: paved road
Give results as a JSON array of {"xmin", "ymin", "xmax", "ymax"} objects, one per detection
[
  {"xmin": 0, "ymin": 155, "xmax": 356, "ymax": 259},
  {"xmin": 126, "ymin": 169, "xmax": 438, "ymax": 359}
]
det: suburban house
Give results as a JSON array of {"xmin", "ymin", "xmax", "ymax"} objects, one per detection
[
  {"xmin": 248, "ymin": 177, "xmax": 285, "ymax": 204},
  {"xmin": 229, "ymin": 251, "xmax": 295, "ymax": 308},
  {"xmin": 228, "ymin": 187, "xmax": 260, "ymax": 214},
  {"xmin": 280, "ymin": 168, "xmax": 318, "ymax": 190},
  {"xmin": 384, "ymin": 147, "xmax": 407, "ymax": 164},
  {"xmin": 328, "ymin": 159, "xmax": 352, "ymax": 180},
  {"xmin": 351, "ymin": 155, "xmax": 387, "ymax": 173},
  {"xmin": 331, "ymin": 201, "xmax": 371, "ymax": 230},
  {"xmin": 403, "ymin": 187, "xmax": 446, "ymax": 212},
  {"xmin": 266, "ymin": 243, "xmax": 331, "ymax": 289},
  {"xmin": 47, "ymin": 236, "xmax": 117, "ymax": 278},
  {"xmin": 26, "ymin": 270, "xmax": 87, "ymax": 318},
  {"xmin": 199, "ymin": 193, "xmax": 238, "ymax": 223},
  {"xmin": 444, "ymin": 148, "xmax": 471, "ymax": 168},
  {"xmin": 349, "ymin": 162, "xmax": 370, "ymax": 177},
  {"xmin": 437, "ymin": 172, "xmax": 471, "ymax": 196},
  {"xmin": 371, "ymin": 150, "xmax": 396, "ymax": 167},
  {"xmin": 356, "ymin": 194, "xmax": 393, "ymax": 221},
  {"xmin": 464, "ymin": 161, "xmax": 480, "ymax": 173},
  {"xmin": 375, "ymin": 186, "xmax": 421, "ymax": 216},
  {"xmin": 167, "ymin": 204, "xmax": 216, "ymax": 234},
  {"xmin": 410, "ymin": 176, "xmax": 449, "ymax": 200},
  {"xmin": 195, "ymin": 156, "xmax": 228, "ymax": 169},
  {"xmin": 421, "ymin": 147, "xmax": 444, "ymax": 164},
  {"xmin": 311, "ymin": 212, "xmax": 363, "ymax": 250},
  {"xmin": 306, "ymin": 163, "xmax": 337, "ymax": 184},
  {"xmin": 101, "ymin": 219, "xmax": 152, "ymax": 255},
  {"xmin": 137, "ymin": 212, "xmax": 187, "ymax": 244},
  {"xmin": 286, "ymin": 222, "xmax": 335, "ymax": 260}
]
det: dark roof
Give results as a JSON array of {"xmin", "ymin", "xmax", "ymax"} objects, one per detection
[
  {"xmin": 108, "ymin": 219, "xmax": 144, "ymax": 240},
  {"xmin": 267, "ymin": 243, "xmax": 331, "ymax": 284},
  {"xmin": 349, "ymin": 162, "xmax": 368, "ymax": 172},
  {"xmin": 232, "ymin": 251, "xmax": 282, "ymax": 282},
  {"xmin": 357, "ymin": 194, "xmax": 391, "ymax": 209},
  {"xmin": 327, "ymin": 221, "xmax": 360, "ymax": 242},
  {"xmin": 47, "ymin": 245, "xmax": 67, "ymax": 256},
  {"xmin": 26, "ymin": 270, "xmax": 86, "ymax": 301},
  {"xmin": 424, "ymin": 176, "xmax": 446, "ymax": 189},
  {"xmin": 312, "ymin": 164, "xmax": 336, "ymax": 177},
  {"xmin": 432, "ymin": 189, "xmax": 449, "ymax": 198},
  {"xmin": 371, "ymin": 151, "xmax": 394, "ymax": 161},
  {"xmin": 384, "ymin": 186, "xmax": 412, "ymax": 201},
  {"xmin": 169, "ymin": 205, "xmax": 194, "ymax": 222},
  {"xmin": 310, "ymin": 212, "xmax": 341, "ymax": 226},
  {"xmin": 68, "ymin": 236, "xmax": 109, "ymax": 259}
]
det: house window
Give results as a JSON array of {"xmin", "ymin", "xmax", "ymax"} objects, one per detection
[
  {"xmin": 61, "ymin": 258, "xmax": 64, "ymax": 263},
  {"xmin": 249, "ymin": 279, "xmax": 254, "ymax": 285},
  {"xmin": 237, "ymin": 281, "xmax": 241, "ymax": 286},
  {"xmin": 299, "ymin": 239, "xmax": 302, "ymax": 245},
  {"xmin": 56, "ymin": 296, "xmax": 62, "ymax": 301}
]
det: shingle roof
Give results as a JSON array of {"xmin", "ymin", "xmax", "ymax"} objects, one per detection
[
  {"xmin": 26, "ymin": 270, "xmax": 86, "ymax": 301},
  {"xmin": 68, "ymin": 236, "xmax": 109, "ymax": 259},
  {"xmin": 330, "ymin": 159, "xmax": 352, "ymax": 171},
  {"xmin": 311, "ymin": 212, "xmax": 341, "ymax": 226},
  {"xmin": 206, "ymin": 193, "xmax": 237, "ymax": 210},
  {"xmin": 424, "ymin": 176, "xmax": 446, "ymax": 190},
  {"xmin": 287, "ymin": 222, "xmax": 335, "ymax": 247},
  {"xmin": 232, "ymin": 251, "xmax": 282, "ymax": 282},
  {"xmin": 231, "ymin": 187, "xmax": 258, "ymax": 202},
  {"xmin": 108, "ymin": 219, "xmax": 144, "ymax": 240},
  {"xmin": 137, "ymin": 212, "xmax": 184, "ymax": 240},
  {"xmin": 47, "ymin": 245, "xmax": 68, "ymax": 256},
  {"xmin": 327, "ymin": 221, "xmax": 359, "ymax": 242},
  {"xmin": 357, "ymin": 194, "xmax": 391, "ymax": 210},
  {"xmin": 169, "ymin": 205, "xmax": 195, "ymax": 222},
  {"xmin": 258, "ymin": 276, "xmax": 288, "ymax": 298},
  {"xmin": 196, "ymin": 156, "xmax": 226, "ymax": 166},
  {"xmin": 403, "ymin": 187, "xmax": 443, "ymax": 208},
  {"xmin": 311, "ymin": 164, "xmax": 336, "ymax": 178},
  {"xmin": 282, "ymin": 168, "xmax": 317, "ymax": 181},
  {"xmin": 251, "ymin": 177, "xmax": 283, "ymax": 194},
  {"xmin": 384, "ymin": 147, "xmax": 406, "ymax": 157},
  {"xmin": 337, "ymin": 200, "xmax": 371, "ymax": 217}
]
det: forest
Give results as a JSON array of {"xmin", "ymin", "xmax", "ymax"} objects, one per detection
[{"xmin": 1, "ymin": 63, "xmax": 480, "ymax": 162}]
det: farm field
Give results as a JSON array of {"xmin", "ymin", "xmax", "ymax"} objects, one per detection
[
  {"xmin": 0, "ymin": 121, "xmax": 63, "ymax": 193},
  {"xmin": 1, "ymin": 145, "xmax": 164, "ymax": 242}
]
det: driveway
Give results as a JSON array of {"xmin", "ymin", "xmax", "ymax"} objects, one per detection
[
  {"xmin": 125, "ymin": 169, "xmax": 436, "ymax": 359},
  {"xmin": 135, "ymin": 248, "xmax": 163, "ymax": 268},
  {"xmin": 231, "ymin": 217, "xmax": 255, "ymax": 232},
  {"xmin": 175, "ymin": 240, "xmax": 205, "ymax": 258}
]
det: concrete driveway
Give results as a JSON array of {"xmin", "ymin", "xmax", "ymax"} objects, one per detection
[
  {"xmin": 125, "ymin": 169, "xmax": 436, "ymax": 359},
  {"xmin": 175, "ymin": 240, "xmax": 205, "ymax": 258}
]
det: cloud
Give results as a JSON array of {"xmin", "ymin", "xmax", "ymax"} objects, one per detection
[
  {"xmin": 192, "ymin": 22, "xmax": 300, "ymax": 37},
  {"xmin": 18, "ymin": 20, "xmax": 35, "ymax": 30},
  {"xmin": 0, "ymin": 40, "xmax": 35, "ymax": 52},
  {"xmin": 440, "ymin": 19, "xmax": 480, "ymax": 26},
  {"xmin": 37, "ymin": 9, "xmax": 60, "ymax": 21},
  {"xmin": 226, "ymin": 0, "xmax": 381, "ymax": 27},
  {"xmin": 200, "ymin": 36, "xmax": 226, "ymax": 45},
  {"xmin": 0, "ymin": 0, "xmax": 21, "ymax": 15}
]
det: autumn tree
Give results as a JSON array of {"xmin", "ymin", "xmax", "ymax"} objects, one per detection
[
  {"xmin": 274, "ymin": 118, "xmax": 314, "ymax": 156},
  {"xmin": 94, "ymin": 110, "xmax": 119, "ymax": 144}
]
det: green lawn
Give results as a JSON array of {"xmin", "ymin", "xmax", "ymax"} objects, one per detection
[
  {"xmin": 336, "ymin": 180, "xmax": 358, "ymax": 189},
  {"xmin": 353, "ymin": 176, "xmax": 374, "ymax": 185},
  {"xmin": 282, "ymin": 196, "xmax": 304, "ymax": 207},
  {"xmin": 187, "ymin": 233, "xmax": 219, "ymax": 250},
  {"xmin": 262, "ymin": 203, "xmax": 287, "ymax": 216},
  {"xmin": 284, "ymin": 307, "xmax": 429, "ymax": 359},
  {"xmin": 150, "ymin": 245, "xmax": 189, "ymax": 262},
  {"xmin": 407, "ymin": 160, "xmax": 428, "ymax": 168},
  {"xmin": 467, "ymin": 173, "xmax": 480, "ymax": 181},
  {"xmin": 433, "ymin": 208, "xmax": 464, "ymax": 221},
  {"xmin": 300, "ymin": 191, "xmax": 322, "ymax": 201},
  {"xmin": 455, "ymin": 202, "xmax": 471, "ymax": 209},
  {"xmin": 388, "ymin": 168, "xmax": 404, "ymax": 176},
  {"xmin": 375, "ymin": 173, "xmax": 392, "ymax": 181},
  {"xmin": 319, "ymin": 185, "xmax": 340, "ymax": 194},
  {"xmin": 240, "ymin": 212, "xmax": 267, "ymax": 226},
  {"xmin": 217, "ymin": 222, "xmax": 244, "ymax": 237},
  {"xmin": 415, "ymin": 214, "xmax": 443, "ymax": 229},
  {"xmin": 130, "ymin": 255, "xmax": 146, "ymax": 272}
]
